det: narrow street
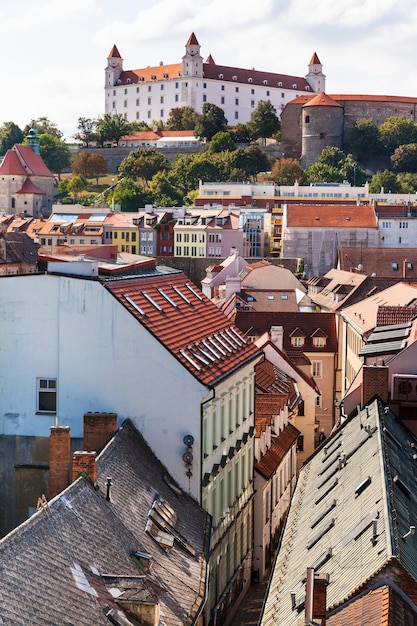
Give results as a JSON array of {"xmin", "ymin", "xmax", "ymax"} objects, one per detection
[{"xmin": 229, "ymin": 582, "xmax": 268, "ymax": 626}]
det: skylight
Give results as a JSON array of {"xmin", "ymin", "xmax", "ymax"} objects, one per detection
[{"xmin": 123, "ymin": 294, "xmax": 146, "ymax": 316}]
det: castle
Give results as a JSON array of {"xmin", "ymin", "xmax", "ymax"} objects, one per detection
[
  {"xmin": 105, "ymin": 33, "xmax": 325, "ymax": 126},
  {"xmin": 282, "ymin": 92, "xmax": 417, "ymax": 167}
]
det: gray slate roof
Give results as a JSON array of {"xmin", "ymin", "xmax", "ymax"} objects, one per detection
[
  {"xmin": 260, "ymin": 399, "xmax": 417, "ymax": 625},
  {"xmin": 0, "ymin": 420, "xmax": 210, "ymax": 626}
]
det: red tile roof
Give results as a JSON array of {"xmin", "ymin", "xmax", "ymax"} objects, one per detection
[
  {"xmin": 108, "ymin": 44, "xmax": 122, "ymax": 59},
  {"xmin": 286, "ymin": 204, "xmax": 377, "ymax": 228},
  {"xmin": 0, "ymin": 145, "xmax": 53, "ymax": 177},
  {"xmin": 186, "ymin": 32, "xmax": 199, "ymax": 46},
  {"xmin": 255, "ymin": 424, "xmax": 300, "ymax": 479},
  {"xmin": 309, "ymin": 52, "xmax": 322, "ymax": 65},
  {"xmin": 106, "ymin": 274, "xmax": 260, "ymax": 386},
  {"xmin": 303, "ymin": 92, "xmax": 341, "ymax": 108},
  {"xmin": 17, "ymin": 178, "xmax": 45, "ymax": 194}
]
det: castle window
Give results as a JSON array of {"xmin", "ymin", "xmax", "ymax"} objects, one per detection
[
  {"xmin": 320, "ymin": 132, "xmax": 326, "ymax": 139},
  {"xmin": 219, "ymin": 73, "xmax": 224, "ymax": 79},
  {"xmin": 124, "ymin": 88, "xmax": 127, "ymax": 94},
  {"xmin": 136, "ymin": 87, "xmax": 140, "ymax": 93},
  {"xmin": 235, "ymin": 111, "xmax": 239, "ymax": 119},
  {"xmin": 221, "ymin": 85, "xmax": 225, "ymax": 91},
  {"xmin": 203, "ymin": 94, "xmax": 207, "ymax": 102},
  {"xmin": 278, "ymin": 81, "xmax": 282, "ymax": 87},
  {"xmin": 305, "ymin": 115, "xmax": 310, "ymax": 123},
  {"xmin": 203, "ymin": 82, "xmax": 207, "ymax": 88},
  {"xmin": 248, "ymin": 78, "xmax": 253, "ymax": 83},
  {"xmin": 235, "ymin": 86, "xmax": 239, "ymax": 92},
  {"xmin": 221, "ymin": 97, "xmax": 225, "ymax": 104},
  {"xmin": 161, "ymin": 84, "xmax": 164, "ymax": 90},
  {"xmin": 292, "ymin": 83, "xmax": 297, "ymax": 88},
  {"xmin": 232, "ymin": 75, "xmax": 237, "ymax": 81},
  {"xmin": 251, "ymin": 89, "xmax": 255, "ymax": 95},
  {"xmin": 266, "ymin": 90, "xmax": 270, "ymax": 96}
]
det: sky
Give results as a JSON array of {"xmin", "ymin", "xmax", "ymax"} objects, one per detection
[{"xmin": 2, "ymin": 0, "xmax": 417, "ymax": 141}]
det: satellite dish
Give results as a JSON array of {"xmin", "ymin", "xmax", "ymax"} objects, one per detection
[
  {"xmin": 183, "ymin": 451, "xmax": 193, "ymax": 464},
  {"xmin": 183, "ymin": 434, "xmax": 194, "ymax": 447}
]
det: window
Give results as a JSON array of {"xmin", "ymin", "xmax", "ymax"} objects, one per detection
[
  {"xmin": 148, "ymin": 97, "xmax": 151, "ymax": 105},
  {"xmin": 291, "ymin": 336, "xmax": 304, "ymax": 347},
  {"xmin": 221, "ymin": 85, "xmax": 225, "ymax": 91},
  {"xmin": 313, "ymin": 336, "xmax": 326, "ymax": 347},
  {"xmin": 136, "ymin": 87, "xmax": 140, "ymax": 93},
  {"xmin": 38, "ymin": 378, "xmax": 57, "ymax": 413},
  {"xmin": 235, "ymin": 111, "xmax": 239, "ymax": 119},
  {"xmin": 251, "ymin": 88, "xmax": 255, "ymax": 95},
  {"xmin": 266, "ymin": 90, "xmax": 270, "ymax": 96},
  {"xmin": 312, "ymin": 361, "xmax": 323, "ymax": 378},
  {"xmin": 203, "ymin": 94, "xmax": 207, "ymax": 102},
  {"xmin": 235, "ymin": 86, "xmax": 239, "ymax": 92},
  {"xmin": 235, "ymin": 98, "xmax": 239, "ymax": 105},
  {"xmin": 382, "ymin": 221, "xmax": 391, "ymax": 228},
  {"xmin": 124, "ymin": 88, "xmax": 127, "ymax": 95},
  {"xmin": 175, "ymin": 94, "xmax": 179, "ymax": 102},
  {"xmin": 316, "ymin": 395, "xmax": 322, "ymax": 407},
  {"xmin": 221, "ymin": 96, "xmax": 225, "ymax": 104},
  {"xmin": 160, "ymin": 96, "xmax": 164, "ymax": 103},
  {"xmin": 160, "ymin": 84, "xmax": 164, "ymax": 90},
  {"xmin": 203, "ymin": 82, "xmax": 207, "ymax": 88},
  {"xmin": 148, "ymin": 85, "xmax": 152, "ymax": 92},
  {"xmin": 400, "ymin": 221, "xmax": 409, "ymax": 229}
]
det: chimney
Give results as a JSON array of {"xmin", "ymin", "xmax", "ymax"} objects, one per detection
[
  {"xmin": 305, "ymin": 569, "xmax": 329, "ymax": 625},
  {"xmin": 83, "ymin": 412, "xmax": 117, "ymax": 452},
  {"xmin": 72, "ymin": 451, "xmax": 97, "ymax": 483},
  {"xmin": 361, "ymin": 364, "xmax": 389, "ymax": 407},
  {"xmin": 49, "ymin": 425, "xmax": 71, "ymax": 499},
  {"xmin": 224, "ymin": 276, "xmax": 241, "ymax": 301},
  {"xmin": 270, "ymin": 325, "xmax": 284, "ymax": 352},
  {"xmin": 403, "ymin": 259, "xmax": 408, "ymax": 279}
]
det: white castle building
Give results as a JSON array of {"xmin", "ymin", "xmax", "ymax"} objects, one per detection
[{"xmin": 105, "ymin": 33, "xmax": 325, "ymax": 126}]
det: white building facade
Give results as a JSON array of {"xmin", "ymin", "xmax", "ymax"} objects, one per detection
[{"xmin": 105, "ymin": 34, "xmax": 325, "ymax": 126}]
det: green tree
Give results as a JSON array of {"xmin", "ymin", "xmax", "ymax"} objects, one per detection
[
  {"xmin": 230, "ymin": 145, "xmax": 270, "ymax": 181},
  {"xmin": 207, "ymin": 131, "xmax": 236, "ymax": 154},
  {"xmin": 379, "ymin": 116, "xmax": 417, "ymax": 154},
  {"xmin": 24, "ymin": 117, "xmax": 63, "ymax": 138},
  {"xmin": 271, "ymin": 158, "xmax": 306, "ymax": 185},
  {"xmin": 166, "ymin": 106, "xmax": 198, "ymax": 130},
  {"xmin": 118, "ymin": 148, "xmax": 170, "ymax": 188},
  {"xmin": 348, "ymin": 118, "xmax": 382, "ymax": 164},
  {"xmin": 95, "ymin": 113, "xmax": 130, "ymax": 146},
  {"xmin": 248, "ymin": 100, "xmax": 280, "ymax": 143},
  {"xmin": 67, "ymin": 175, "xmax": 88, "ymax": 201},
  {"xmin": 110, "ymin": 178, "xmax": 150, "ymax": 211},
  {"xmin": 391, "ymin": 143, "xmax": 417, "ymax": 173},
  {"xmin": 339, "ymin": 154, "xmax": 368, "ymax": 186},
  {"xmin": 194, "ymin": 103, "xmax": 228, "ymax": 141},
  {"xmin": 149, "ymin": 171, "xmax": 184, "ymax": 206},
  {"xmin": 73, "ymin": 117, "xmax": 97, "ymax": 147},
  {"xmin": 368, "ymin": 169, "xmax": 401, "ymax": 193},
  {"xmin": 234, "ymin": 123, "xmax": 252, "ymax": 144},
  {"xmin": 0, "ymin": 122, "xmax": 24, "ymax": 155},
  {"xmin": 38, "ymin": 133, "xmax": 71, "ymax": 179},
  {"xmin": 397, "ymin": 172, "xmax": 417, "ymax": 192},
  {"xmin": 305, "ymin": 146, "xmax": 357, "ymax": 184}
]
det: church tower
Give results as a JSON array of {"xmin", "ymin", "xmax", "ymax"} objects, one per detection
[
  {"xmin": 105, "ymin": 44, "xmax": 123, "ymax": 87},
  {"xmin": 182, "ymin": 32, "xmax": 203, "ymax": 78},
  {"xmin": 305, "ymin": 52, "xmax": 326, "ymax": 93}
]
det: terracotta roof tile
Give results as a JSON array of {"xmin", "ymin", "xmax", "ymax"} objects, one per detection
[
  {"xmin": 286, "ymin": 204, "xmax": 377, "ymax": 228},
  {"xmin": 255, "ymin": 424, "xmax": 300, "ymax": 479},
  {"xmin": 17, "ymin": 178, "xmax": 45, "ymax": 194},
  {"xmin": 106, "ymin": 274, "xmax": 260, "ymax": 386},
  {"xmin": 303, "ymin": 92, "xmax": 341, "ymax": 107}
]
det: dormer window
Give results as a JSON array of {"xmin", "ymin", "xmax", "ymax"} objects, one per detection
[
  {"xmin": 313, "ymin": 337, "xmax": 326, "ymax": 347},
  {"xmin": 278, "ymin": 81, "xmax": 282, "ymax": 87},
  {"xmin": 219, "ymin": 73, "xmax": 224, "ymax": 79},
  {"xmin": 292, "ymin": 336, "xmax": 304, "ymax": 347},
  {"xmin": 248, "ymin": 77, "xmax": 253, "ymax": 83},
  {"xmin": 263, "ymin": 80, "xmax": 268, "ymax": 85},
  {"xmin": 292, "ymin": 83, "xmax": 297, "ymax": 88},
  {"xmin": 232, "ymin": 75, "xmax": 237, "ymax": 81}
]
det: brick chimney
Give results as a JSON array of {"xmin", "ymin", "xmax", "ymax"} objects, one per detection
[
  {"xmin": 83, "ymin": 412, "xmax": 117, "ymax": 452},
  {"xmin": 305, "ymin": 569, "xmax": 329, "ymax": 625},
  {"xmin": 361, "ymin": 365, "xmax": 389, "ymax": 407},
  {"xmin": 49, "ymin": 425, "xmax": 71, "ymax": 499},
  {"xmin": 72, "ymin": 451, "xmax": 97, "ymax": 483}
]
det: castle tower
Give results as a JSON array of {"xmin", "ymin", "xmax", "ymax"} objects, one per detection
[
  {"xmin": 300, "ymin": 93, "xmax": 343, "ymax": 168},
  {"xmin": 305, "ymin": 52, "xmax": 326, "ymax": 93},
  {"xmin": 182, "ymin": 32, "xmax": 203, "ymax": 78},
  {"xmin": 105, "ymin": 44, "xmax": 123, "ymax": 88}
]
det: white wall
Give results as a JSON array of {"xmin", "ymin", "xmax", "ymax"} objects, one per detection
[{"xmin": 0, "ymin": 274, "xmax": 207, "ymax": 496}]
